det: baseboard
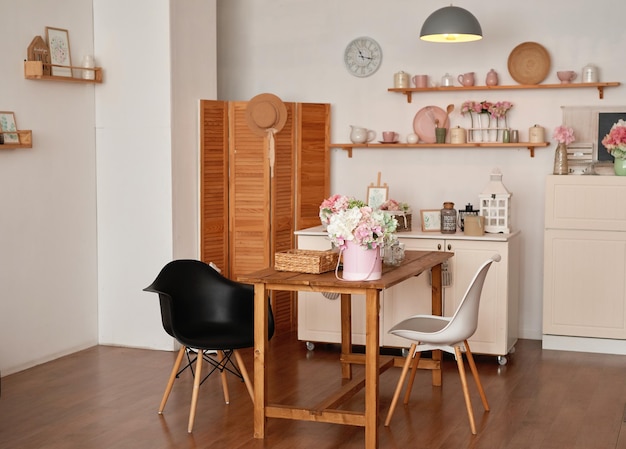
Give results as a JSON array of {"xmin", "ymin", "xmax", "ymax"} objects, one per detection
[{"xmin": 543, "ymin": 334, "xmax": 626, "ymax": 355}]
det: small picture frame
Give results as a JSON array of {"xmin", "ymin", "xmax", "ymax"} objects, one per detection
[
  {"xmin": 367, "ymin": 186, "xmax": 388, "ymax": 209},
  {"xmin": 0, "ymin": 111, "xmax": 19, "ymax": 144},
  {"xmin": 46, "ymin": 27, "xmax": 72, "ymax": 77},
  {"xmin": 420, "ymin": 209, "xmax": 441, "ymax": 232}
]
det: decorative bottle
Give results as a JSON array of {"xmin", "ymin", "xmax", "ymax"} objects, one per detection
[{"xmin": 440, "ymin": 202, "xmax": 457, "ymax": 234}]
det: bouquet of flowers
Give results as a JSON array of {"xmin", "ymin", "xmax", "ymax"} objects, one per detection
[
  {"xmin": 601, "ymin": 119, "xmax": 626, "ymax": 159},
  {"xmin": 553, "ymin": 125, "xmax": 576, "ymax": 145},
  {"xmin": 460, "ymin": 100, "xmax": 513, "ymax": 119},
  {"xmin": 379, "ymin": 199, "xmax": 410, "ymax": 212},
  {"xmin": 319, "ymin": 194, "xmax": 398, "ymax": 250},
  {"xmin": 380, "ymin": 199, "xmax": 412, "ymax": 231}
]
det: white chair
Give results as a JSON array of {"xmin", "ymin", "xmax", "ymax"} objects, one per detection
[{"xmin": 384, "ymin": 254, "xmax": 501, "ymax": 434}]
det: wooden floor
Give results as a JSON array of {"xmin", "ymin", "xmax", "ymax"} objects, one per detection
[{"xmin": 2, "ymin": 334, "xmax": 626, "ymax": 449}]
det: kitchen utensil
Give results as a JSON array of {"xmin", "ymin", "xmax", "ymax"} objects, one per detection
[
  {"xmin": 582, "ymin": 63, "xmax": 598, "ymax": 83},
  {"xmin": 413, "ymin": 106, "xmax": 450, "ymax": 143},
  {"xmin": 457, "ymin": 72, "xmax": 475, "ymax": 86},
  {"xmin": 412, "ymin": 74, "xmax": 429, "ymax": 88},
  {"xmin": 486, "ymin": 69, "xmax": 498, "ymax": 86},
  {"xmin": 440, "ymin": 73, "xmax": 454, "ymax": 87},
  {"xmin": 350, "ymin": 126, "xmax": 376, "ymax": 143},
  {"xmin": 557, "ymin": 70, "xmax": 577, "ymax": 83},
  {"xmin": 507, "ymin": 42, "xmax": 551, "ymax": 85},
  {"xmin": 394, "ymin": 71, "xmax": 410, "ymax": 88}
]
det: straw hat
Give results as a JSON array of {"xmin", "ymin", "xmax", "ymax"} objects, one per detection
[{"xmin": 246, "ymin": 93, "xmax": 288, "ymax": 136}]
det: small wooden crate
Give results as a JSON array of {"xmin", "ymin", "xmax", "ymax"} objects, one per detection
[
  {"xmin": 389, "ymin": 211, "xmax": 412, "ymax": 232},
  {"xmin": 274, "ymin": 249, "xmax": 339, "ymax": 274}
]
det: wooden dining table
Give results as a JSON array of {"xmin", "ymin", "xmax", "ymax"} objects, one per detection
[{"xmin": 238, "ymin": 249, "xmax": 454, "ymax": 449}]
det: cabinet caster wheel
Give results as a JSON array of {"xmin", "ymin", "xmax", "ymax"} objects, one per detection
[
  {"xmin": 305, "ymin": 341, "xmax": 315, "ymax": 351},
  {"xmin": 497, "ymin": 355, "xmax": 508, "ymax": 366},
  {"xmin": 401, "ymin": 348, "xmax": 410, "ymax": 357}
]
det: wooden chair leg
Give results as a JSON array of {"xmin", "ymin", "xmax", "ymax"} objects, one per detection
[
  {"xmin": 385, "ymin": 343, "xmax": 416, "ymax": 426},
  {"xmin": 187, "ymin": 349, "xmax": 204, "ymax": 433},
  {"xmin": 464, "ymin": 340, "xmax": 489, "ymax": 411},
  {"xmin": 233, "ymin": 350, "xmax": 254, "ymax": 402},
  {"xmin": 217, "ymin": 350, "xmax": 230, "ymax": 404},
  {"xmin": 454, "ymin": 345, "xmax": 477, "ymax": 435},
  {"xmin": 403, "ymin": 347, "xmax": 421, "ymax": 405},
  {"xmin": 158, "ymin": 346, "xmax": 186, "ymax": 414}
]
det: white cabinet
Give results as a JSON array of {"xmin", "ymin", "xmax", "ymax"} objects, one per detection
[
  {"xmin": 543, "ymin": 175, "xmax": 626, "ymax": 354},
  {"xmin": 295, "ymin": 234, "xmax": 371, "ymax": 346},
  {"xmin": 296, "ymin": 228, "xmax": 520, "ymax": 358}
]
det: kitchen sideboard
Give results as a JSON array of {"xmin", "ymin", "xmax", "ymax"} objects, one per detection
[
  {"xmin": 543, "ymin": 175, "xmax": 626, "ymax": 354},
  {"xmin": 296, "ymin": 226, "xmax": 520, "ymax": 363}
]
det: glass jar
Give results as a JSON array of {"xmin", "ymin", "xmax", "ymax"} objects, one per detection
[{"xmin": 440, "ymin": 202, "xmax": 457, "ymax": 234}]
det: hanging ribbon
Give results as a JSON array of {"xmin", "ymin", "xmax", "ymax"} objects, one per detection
[{"xmin": 267, "ymin": 128, "xmax": 277, "ymax": 178}]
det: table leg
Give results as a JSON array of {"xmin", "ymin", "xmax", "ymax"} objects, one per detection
[
  {"xmin": 364, "ymin": 289, "xmax": 380, "ymax": 449},
  {"xmin": 340, "ymin": 293, "xmax": 352, "ymax": 379},
  {"xmin": 253, "ymin": 283, "xmax": 268, "ymax": 438},
  {"xmin": 431, "ymin": 263, "xmax": 443, "ymax": 387}
]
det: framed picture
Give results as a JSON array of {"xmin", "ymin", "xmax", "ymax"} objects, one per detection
[
  {"xmin": 0, "ymin": 111, "xmax": 19, "ymax": 144},
  {"xmin": 420, "ymin": 209, "xmax": 441, "ymax": 232},
  {"xmin": 367, "ymin": 186, "xmax": 388, "ymax": 209},
  {"xmin": 46, "ymin": 27, "xmax": 72, "ymax": 77}
]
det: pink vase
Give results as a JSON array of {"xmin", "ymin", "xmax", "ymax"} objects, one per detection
[{"xmin": 341, "ymin": 240, "xmax": 382, "ymax": 281}]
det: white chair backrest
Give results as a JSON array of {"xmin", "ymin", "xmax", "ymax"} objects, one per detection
[{"xmin": 441, "ymin": 254, "xmax": 501, "ymax": 344}]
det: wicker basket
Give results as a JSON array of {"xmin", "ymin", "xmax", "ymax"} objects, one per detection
[
  {"xmin": 274, "ymin": 249, "xmax": 339, "ymax": 274},
  {"xmin": 388, "ymin": 211, "xmax": 412, "ymax": 232}
]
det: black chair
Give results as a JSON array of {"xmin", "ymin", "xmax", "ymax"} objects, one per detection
[{"xmin": 144, "ymin": 259, "xmax": 275, "ymax": 432}]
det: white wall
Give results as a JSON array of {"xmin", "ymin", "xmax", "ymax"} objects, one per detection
[
  {"xmin": 217, "ymin": 0, "xmax": 626, "ymax": 340},
  {"xmin": 94, "ymin": 0, "xmax": 216, "ymax": 350},
  {"xmin": 0, "ymin": 0, "xmax": 216, "ymax": 375},
  {"xmin": 0, "ymin": 0, "xmax": 98, "ymax": 375}
]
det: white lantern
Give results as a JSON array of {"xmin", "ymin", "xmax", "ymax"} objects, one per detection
[{"xmin": 479, "ymin": 169, "xmax": 511, "ymax": 233}]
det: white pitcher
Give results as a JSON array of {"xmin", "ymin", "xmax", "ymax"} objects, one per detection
[{"xmin": 350, "ymin": 126, "xmax": 376, "ymax": 143}]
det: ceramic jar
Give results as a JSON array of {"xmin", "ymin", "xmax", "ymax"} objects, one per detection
[
  {"xmin": 582, "ymin": 63, "xmax": 599, "ymax": 83},
  {"xmin": 394, "ymin": 71, "xmax": 410, "ymax": 88},
  {"xmin": 486, "ymin": 69, "xmax": 498, "ymax": 86},
  {"xmin": 529, "ymin": 125, "xmax": 545, "ymax": 143},
  {"xmin": 450, "ymin": 126, "xmax": 467, "ymax": 144}
]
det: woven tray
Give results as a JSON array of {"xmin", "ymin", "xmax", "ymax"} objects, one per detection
[
  {"xmin": 388, "ymin": 211, "xmax": 412, "ymax": 232},
  {"xmin": 274, "ymin": 249, "xmax": 339, "ymax": 274}
]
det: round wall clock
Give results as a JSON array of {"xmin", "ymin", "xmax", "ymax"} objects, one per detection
[{"xmin": 344, "ymin": 36, "xmax": 382, "ymax": 78}]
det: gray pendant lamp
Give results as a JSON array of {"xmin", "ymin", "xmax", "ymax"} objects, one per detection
[{"xmin": 420, "ymin": 5, "xmax": 482, "ymax": 43}]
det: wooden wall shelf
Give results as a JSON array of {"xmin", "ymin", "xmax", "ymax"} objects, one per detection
[
  {"xmin": 388, "ymin": 82, "xmax": 621, "ymax": 103},
  {"xmin": 23, "ymin": 61, "xmax": 103, "ymax": 84},
  {"xmin": 331, "ymin": 141, "xmax": 549, "ymax": 158},
  {"xmin": 0, "ymin": 130, "xmax": 32, "ymax": 149}
]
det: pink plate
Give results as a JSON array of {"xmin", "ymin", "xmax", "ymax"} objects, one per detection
[{"xmin": 413, "ymin": 106, "xmax": 450, "ymax": 143}]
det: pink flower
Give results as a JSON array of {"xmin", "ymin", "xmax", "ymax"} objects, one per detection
[
  {"xmin": 602, "ymin": 119, "xmax": 626, "ymax": 159},
  {"xmin": 552, "ymin": 125, "xmax": 575, "ymax": 145}
]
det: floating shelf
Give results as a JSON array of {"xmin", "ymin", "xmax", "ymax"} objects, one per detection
[
  {"xmin": 23, "ymin": 60, "xmax": 103, "ymax": 84},
  {"xmin": 331, "ymin": 141, "xmax": 549, "ymax": 158},
  {"xmin": 0, "ymin": 130, "xmax": 32, "ymax": 149},
  {"xmin": 388, "ymin": 82, "xmax": 621, "ymax": 103}
]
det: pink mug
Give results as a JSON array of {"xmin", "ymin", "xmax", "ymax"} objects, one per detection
[
  {"xmin": 412, "ymin": 75, "xmax": 429, "ymax": 88},
  {"xmin": 457, "ymin": 72, "xmax": 475, "ymax": 87}
]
